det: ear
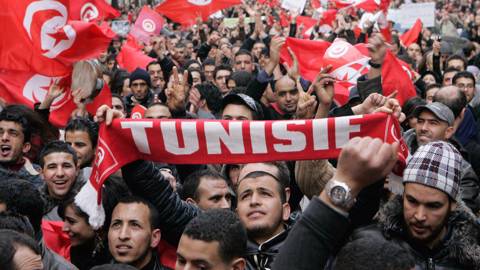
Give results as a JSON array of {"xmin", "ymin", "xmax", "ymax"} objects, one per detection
[
  {"xmin": 444, "ymin": 126, "xmax": 455, "ymax": 140},
  {"xmin": 230, "ymin": 258, "xmax": 246, "ymax": 270},
  {"xmin": 22, "ymin": 142, "xmax": 31, "ymax": 154},
  {"xmin": 150, "ymin": 228, "xmax": 161, "ymax": 248},
  {"xmin": 282, "ymin": 201, "xmax": 291, "ymax": 222},
  {"xmin": 185, "ymin": 198, "xmax": 198, "ymax": 206}
]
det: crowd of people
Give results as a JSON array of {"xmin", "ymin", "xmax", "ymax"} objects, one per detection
[{"xmin": 2, "ymin": 0, "xmax": 480, "ymax": 269}]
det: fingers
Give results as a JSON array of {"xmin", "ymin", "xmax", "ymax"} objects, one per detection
[
  {"xmin": 287, "ymin": 46, "xmax": 298, "ymax": 62},
  {"xmin": 386, "ymin": 90, "xmax": 397, "ymax": 99},
  {"xmin": 182, "ymin": 70, "xmax": 189, "ymax": 88}
]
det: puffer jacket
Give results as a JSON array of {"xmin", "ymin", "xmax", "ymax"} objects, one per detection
[
  {"xmin": 122, "ymin": 160, "xmax": 199, "ymax": 246},
  {"xmin": 351, "ymin": 196, "xmax": 480, "ymax": 269},
  {"xmin": 245, "ymin": 227, "xmax": 290, "ymax": 270}
]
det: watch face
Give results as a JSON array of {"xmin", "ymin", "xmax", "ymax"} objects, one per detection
[{"xmin": 331, "ymin": 186, "xmax": 347, "ymax": 202}]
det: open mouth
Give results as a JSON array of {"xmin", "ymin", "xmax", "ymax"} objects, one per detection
[{"xmin": 0, "ymin": 145, "xmax": 12, "ymax": 157}]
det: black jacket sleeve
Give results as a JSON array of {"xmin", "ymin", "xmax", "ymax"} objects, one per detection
[
  {"xmin": 271, "ymin": 198, "xmax": 350, "ymax": 270},
  {"xmin": 197, "ymin": 42, "xmax": 212, "ymax": 62},
  {"xmin": 121, "ymin": 160, "xmax": 200, "ymax": 245}
]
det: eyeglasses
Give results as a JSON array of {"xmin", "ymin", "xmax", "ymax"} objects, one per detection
[{"xmin": 131, "ymin": 82, "xmax": 147, "ymax": 88}]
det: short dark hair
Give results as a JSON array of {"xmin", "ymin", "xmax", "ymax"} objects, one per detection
[
  {"xmin": 214, "ymin": 64, "xmax": 233, "ymax": 80},
  {"xmin": 452, "ymin": 70, "xmax": 476, "ymax": 85},
  {"xmin": 234, "ymin": 49, "xmax": 252, "ymax": 60},
  {"xmin": 179, "ymin": 169, "xmax": 228, "ymax": 201},
  {"xmin": 238, "ymin": 162, "xmax": 290, "ymax": 203},
  {"xmin": 38, "ymin": 140, "xmax": 78, "ymax": 168},
  {"xmin": 433, "ymin": 87, "xmax": 467, "ymax": 118},
  {"xmin": 183, "ymin": 209, "xmax": 247, "ymax": 264},
  {"xmin": 0, "ymin": 179, "xmax": 45, "ymax": 234},
  {"xmin": 194, "ymin": 82, "xmax": 223, "ymax": 114},
  {"xmin": 114, "ymin": 196, "xmax": 160, "ymax": 230},
  {"xmin": 146, "ymin": 60, "xmax": 161, "ymax": 71},
  {"xmin": 65, "ymin": 117, "xmax": 99, "ymax": 148},
  {"xmin": 0, "ymin": 229, "xmax": 40, "ymax": 270},
  {"xmin": 203, "ymin": 58, "xmax": 216, "ymax": 67},
  {"xmin": 443, "ymin": 67, "xmax": 460, "ymax": 77},
  {"xmin": 335, "ymin": 232, "xmax": 415, "ymax": 270},
  {"xmin": 446, "ymin": 54, "xmax": 467, "ymax": 70},
  {"xmin": 0, "ymin": 212, "xmax": 35, "ymax": 238},
  {"xmin": 0, "ymin": 106, "xmax": 31, "ymax": 143},
  {"xmin": 187, "ymin": 68, "xmax": 206, "ymax": 86}
]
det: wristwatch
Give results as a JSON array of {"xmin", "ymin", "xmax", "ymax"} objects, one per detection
[{"xmin": 325, "ymin": 180, "xmax": 356, "ymax": 209}]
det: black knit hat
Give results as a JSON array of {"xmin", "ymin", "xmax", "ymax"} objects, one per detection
[{"xmin": 129, "ymin": 68, "xmax": 151, "ymax": 88}]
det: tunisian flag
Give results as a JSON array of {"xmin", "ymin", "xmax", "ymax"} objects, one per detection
[
  {"xmin": 381, "ymin": 51, "xmax": 417, "ymax": 105},
  {"xmin": 0, "ymin": 70, "xmax": 76, "ymax": 127},
  {"xmin": 400, "ymin": 19, "xmax": 423, "ymax": 47},
  {"xmin": 155, "ymin": 0, "xmax": 241, "ymax": 26},
  {"xmin": 69, "ymin": 0, "xmax": 120, "ymax": 22},
  {"xmin": 130, "ymin": 6, "xmax": 165, "ymax": 44},
  {"xmin": 296, "ymin": 16, "xmax": 318, "ymax": 39},
  {"xmin": 116, "ymin": 44, "xmax": 156, "ymax": 72},
  {"xmin": 0, "ymin": 0, "xmax": 116, "ymax": 76}
]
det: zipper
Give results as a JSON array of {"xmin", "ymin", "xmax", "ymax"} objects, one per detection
[{"xmin": 427, "ymin": 257, "xmax": 435, "ymax": 270}]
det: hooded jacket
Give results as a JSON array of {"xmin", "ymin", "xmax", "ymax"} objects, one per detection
[{"xmin": 245, "ymin": 227, "xmax": 290, "ymax": 270}]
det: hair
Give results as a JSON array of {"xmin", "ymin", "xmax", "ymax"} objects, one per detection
[
  {"xmin": 0, "ymin": 212, "xmax": 35, "ymax": 238},
  {"xmin": 147, "ymin": 102, "xmax": 170, "ymax": 110},
  {"xmin": 110, "ymin": 69, "xmax": 130, "ymax": 95},
  {"xmin": 433, "ymin": 87, "xmax": 468, "ymax": 118},
  {"xmin": 0, "ymin": 229, "xmax": 41, "ymax": 270},
  {"xmin": 452, "ymin": 70, "xmax": 476, "ymax": 85},
  {"xmin": 58, "ymin": 197, "xmax": 88, "ymax": 222},
  {"xmin": 179, "ymin": 169, "xmax": 228, "ymax": 201},
  {"xmin": 0, "ymin": 179, "xmax": 45, "ymax": 234},
  {"xmin": 443, "ymin": 67, "xmax": 460, "ymax": 77},
  {"xmin": 65, "ymin": 117, "xmax": 99, "ymax": 148},
  {"xmin": 183, "ymin": 209, "xmax": 247, "ymax": 264},
  {"xmin": 214, "ymin": 64, "xmax": 233, "ymax": 79},
  {"xmin": 90, "ymin": 264, "xmax": 139, "ymax": 270},
  {"xmin": 146, "ymin": 60, "xmax": 161, "ymax": 71},
  {"xmin": 446, "ymin": 54, "xmax": 467, "ymax": 70},
  {"xmin": 115, "ymin": 196, "xmax": 160, "ymax": 230},
  {"xmin": 334, "ymin": 232, "xmax": 415, "ymax": 270},
  {"xmin": 194, "ymin": 82, "xmax": 223, "ymax": 114},
  {"xmin": 187, "ymin": 68, "xmax": 206, "ymax": 86},
  {"xmin": 0, "ymin": 106, "xmax": 31, "ymax": 143},
  {"xmin": 420, "ymin": 71, "xmax": 441, "ymax": 84},
  {"xmin": 234, "ymin": 49, "xmax": 252, "ymax": 60},
  {"xmin": 402, "ymin": 97, "xmax": 426, "ymax": 119},
  {"xmin": 111, "ymin": 93, "xmax": 125, "ymax": 107},
  {"xmin": 231, "ymin": 71, "xmax": 253, "ymax": 88},
  {"xmin": 238, "ymin": 162, "xmax": 290, "ymax": 203},
  {"xmin": 203, "ymin": 58, "xmax": 216, "ymax": 67},
  {"xmin": 38, "ymin": 140, "xmax": 78, "ymax": 168},
  {"xmin": 183, "ymin": 59, "xmax": 201, "ymax": 70}
]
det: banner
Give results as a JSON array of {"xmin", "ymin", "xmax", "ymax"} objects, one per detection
[{"xmin": 388, "ymin": 2, "xmax": 435, "ymax": 29}]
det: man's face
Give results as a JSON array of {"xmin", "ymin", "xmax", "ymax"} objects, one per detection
[
  {"xmin": 222, "ymin": 104, "xmax": 254, "ymax": 120},
  {"xmin": 0, "ymin": 121, "xmax": 29, "ymax": 164},
  {"xmin": 147, "ymin": 64, "xmax": 163, "ymax": 89},
  {"xmin": 407, "ymin": 43, "xmax": 421, "ymax": 59},
  {"xmin": 415, "ymin": 111, "xmax": 453, "ymax": 146},
  {"xmin": 41, "ymin": 152, "xmax": 78, "ymax": 200},
  {"xmin": 186, "ymin": 42, "xmax": 194, "ymax": 57},
  {"xmin": 442, "ymin": 71, "xmax": 457, "ymax": 86},
  {"xmin": 195, "ymin": 178, "xmax": 232, "ymax": 210},
  {"xmin": 12, "ymin": 246, "xmax": 43, "ymax": 270},
  {"xmin": 65, "ymin": 130, "xmax": 95, "ymax": 168},
  {"xmin": 108, "ymin": 202, "xmax": 160, "ymax": 269},
  {"xmin": 204, "ymin": 65, "xmax": 215, "ymax": 82},
  {"xmin": 275, "ymin": 79, "xmax": 299, "ymax": 114},
  {"xmin": 234, "ymin": 54, "xmax": 254, "ymax": 73},
  {"xmin": 215, "ymin": 70, "xmax": 231, "ymax": 95},
  {"xmin": 173, "ymin": 47, "xmax": 186, "ymax": 62},
  {"xmin": 131, "ymin": 79, "xmax": 149, "ymax": 101},
  {"xmin": 236, "ymin": 173, "xmax": 288, "ymax": 243},
  {"xmin": 176, "ymin": 235, "xmax": 230, "ymax": 270},
  {"xmin": 252, "ymin": 43, "xmax": 266, "ymax": 59},
  {"xmin": 145, "ymin": 105, "xmax": 172, "ymax": 119},
  {"xmin": 425, "ymin": 87, "xmax": 440, "ymax": 104},
  {"xmin": 455, "ymin": 77, "xmax": 476, "ymax": 103},
  {"xmin": 112, "ymin": 97, "xmax": 126, "ymax": 115},
  {"xmin": 403, "ymin": 183, "xmax": 451, "ymax": 248},
  {"xmin": 191, "ymin": 71, "xmax": 202, "ymax": 87},
  {"xmin": 447, "ymin": 59, "xmax": 465, "ymax": 71}
]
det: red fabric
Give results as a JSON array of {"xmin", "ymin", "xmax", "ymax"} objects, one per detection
[
  {"xmin": 280, "ymin": 37, "xmax": 331, "ymax": 81},
  {"xmin": 311, "ymin": 0, "xmax": 321, "ymax": 9},
  {"xmin": 279, "ymin": 11, "xmax": 291, "ymax": 28},
  {"xmin": 130, "ymin": 6, "xmax": 165, "ymax": 44},
  {"xmin": 88, "ymin": 115, "xmax": 408, "ymax": 204},
  {"xmin": 86, "ymin": 81, "xmax": 112, "ymax": 116},
  {"xmin": 381, "ymin": 50, "xmax": 417, "ymax": 105},
  {"xmin": 130, "ymin": 104, "xmax": 147, "ymax": 119},
  {"xmin": 323, "ymin": 39, "xmax": 370, "ymax": 84},
  {"xmin": 0, "ymin": 0, "xmax": 115, "ymax": 76},
  {"xmin": 0, "ymin": 70, "xmax": 76, "ymax": 127},
  {"xmin": 319, "ymin": 9, "xmax": 337, "ymax": 26},
  {"xmin": 69, "ymin": 0, "xmax": 120, "ymax": 22},
  {"xmin": 126, "ymin": 34, "xmax": 144, "ymax": 50},
  {"xmin": 400, "ymin": 19, "xmax": 423, "ymax": 47},
  {"xmin": 116, "ymin": 44, "xmax": 155, "ymax": 72},
  {"xmin": 157, "ymin": 240, "xmax": 177, "ymax": 269},
  {"xmin": 42, "ymin": 220, "xmax": 71, "ymax": 261},
  {"xmin": 155, "ymin": 0, "xmax": 241, "ymax": 26},
  {"xmin": 296, "ymin": 16, "xmax": 318, "ymax": 39},
  {"xmin": 333, "ymin": 0, "xmax": 391, "ymax": 12},
  {"xmin": 379, "ymin": 23, "xmax": 392, "ymax": 43}
]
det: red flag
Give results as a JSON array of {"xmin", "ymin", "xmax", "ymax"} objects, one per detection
[
  {"xmin": 280, "ymin": 37, "xmax": 331, "ymax": 81},
  {"xmin": 130, "ymin": 6, "xmax": 165, "ymax": 44},
  {"xmin": 126, "ymin": 34, "xmax": 144, "ymax": 50},
  {"xmin": 42, "ymin": 220, "xmax": 71, "ymax": 261},
  {"xmin": 116, "ymin": 45, "xmax": 156, "ymax": 73},
  {"xmin": 334, "ymin": 0, "xmax": 391, "ymax": 12},
  {"xmin": 0, "ymin": 0, "xmax": 115, "ymax": 76},
  {"xmin": 130, "ymin": 104, "xmax": 147, "ymax": 119},
  {"xmin": 319, "ymin": 9, "xmax": 337, "ymax": 26},
  {"xmin": 379, "ymin": 23, "xmax": 392, "ymax": 43},
  {"xmin": 0, "ymin": 70, "xmax": 77, "ymax": 127},
  {"xmin": 296, "ymin": 16, "xmax": 318, "ymax": 39},
  {"xmin": 279, "ymin": 11, "xmax": 291, "ymax": 27},
  {"xmin": 311, "ymin": 0, "xmax": 321, "ymax": 9},
  {"xmin": 69, "ymin": 0, "xmax": 120, "ymax": 22},
  {"xmin": 381, "ymin": 51, "xmax": 417, "ymax": 105},
  {"xmin": 258, "ymin": 0, "xmax": 280, "ymax": 8},
  {"xmin": 86, "ymin": 81, "xmax": 112, "ymax": 116},
  {"xmin": 400, "ymin": 19, "xmax": 423, "ymax": 47},
  {"xmin": 155, "ymin": 0, "xmax": 241, "ymax": 26}
]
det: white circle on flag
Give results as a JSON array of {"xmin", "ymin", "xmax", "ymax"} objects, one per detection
[
  {"xmin": 95, "ymin": 147, "xmax": 106, "ymax": 167},
  {"xmin": 81, "ymin": 3, "xmax": 99, "ymax": 22},
  {"xmin": 326, "ymin": 41, "xmax": 350, "ymax": 58},
  {"xmin": 187, "ymin": 0, "xmax": 212, "ymax": 6},
  {"xmin": 142, "ymin": 19, "xmax": 156, "ymax": 33},
  {"xmin": 131, "ymin": 112, "xmax": 143, "ymax": 119},
  {"xmin": 23, "ymin": 74, "xmax": 69, "ymax": 110}
]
